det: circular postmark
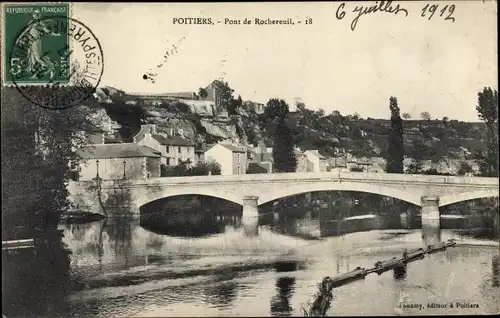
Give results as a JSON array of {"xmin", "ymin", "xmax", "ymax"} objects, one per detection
[{"xmin": 9, "ymin": 15, "xmax": 104, "ymax": 109}]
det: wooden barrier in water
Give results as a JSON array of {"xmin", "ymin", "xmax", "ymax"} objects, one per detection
[
  {"xmin": 2, "ymin": 239, "xmax": 35, "ymax": 250},
  {"xmin": 302, "ymin": 239, "xmax": 457, "ymax": 316}
]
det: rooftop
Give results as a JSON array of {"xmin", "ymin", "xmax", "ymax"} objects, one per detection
[
  {"xmin": 304, "ymin": 150, "xmax": 326, "ymax": 159},
  {"xmin": 219, "ymin": 144, "xmax": 247, "ymax": 153},
  {"xmin": 152, "ymin": 134, "xmax": 194, "ymax": 146},
  {"xmin": 79, "ymin": 143, "xmax": 161, "ymax": 159}
]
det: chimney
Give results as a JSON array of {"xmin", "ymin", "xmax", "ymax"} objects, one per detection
[{"xmin": 168, "ymin": 128, "xmax": 174, "ymax": 136}]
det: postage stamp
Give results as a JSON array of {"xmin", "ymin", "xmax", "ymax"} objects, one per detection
[{"xmin": 2, "ymin": 2, "xmax": 104, "ymax": 109}]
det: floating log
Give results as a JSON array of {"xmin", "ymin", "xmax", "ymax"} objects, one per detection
[
  {"xmin": 302, "ymin": 239, "xmax": 457, "ymax": 316},
  {"xmin": 404, "ymin": 248, "xmax": 426, "ymax": 262},
  {"xmin": 426, "ymin": 239, "xmax": 456, "ymax": 254},
  {"xmin": 2, "ymin": 239, "xmax": 34, "ymax": 250},
  {"xmin": 326, "ymin": 266, "xmax": 368, "ymax": 288},
  {"xmin": 373, "ymin": 257, "xmax": 405, "ymax": 275}
]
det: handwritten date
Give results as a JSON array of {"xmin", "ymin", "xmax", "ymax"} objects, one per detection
[
  {"xmin": 421, "ymin": 4, "xmax": 455, "ymax": 22},
  {"xmin": 336, "ymin": 1, "xmax": 456, "ymax": 31}
]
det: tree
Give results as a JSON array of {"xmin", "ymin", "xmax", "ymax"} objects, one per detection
[
  {"xmin": 265, "ymin": 99, "xmax": 297, "ymax": 172},
  {"xmin": 198, "ymin": 87, "xmax": 208, "ymax": 99},
  {"xmin": 212, "ymin": 80, "xmax": 235, "ymax": 112},
  {"xmin": 420, "ymin": 111, "xmax": 431, "ymax": 120},
  {"xmin": 407, "ymin": 137, "xmax": 431, "ymax": 174},
  {"xmin": 2, "ymin": 87, "xmax": 93, "ymax": 238},
  {"xmin": 385, "ymin": 96, "xmax": 404, "ymax": 173},
  {"xmin": 402, "ymin": 112, "xmax": 411, "ymax": 119},
  {"xmin": 228, "ymin": 94, "xmax": 243, "ymax": 115},
  {"xmin": 161, "ymin": 161, "xmax": 222, "ymax": 177},
  {"xmin": 457, "ymin": 161, "xmax": 473, "ymax": 176},
  {"xmin": 474, "ymin": 87, "xmax": 498, "ymax": 177}
]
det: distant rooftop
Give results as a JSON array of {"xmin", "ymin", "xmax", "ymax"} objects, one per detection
[
  {"xmin": 79, "ymin": 143, "xmax": 161, "ymax": 159},
  {"xmin": 219, "ymin": 144, "xmax": 247, "ymax": 153},
  {"xmin": 152, "ymin": 134, "xmax": 194, "ymax": 146}
]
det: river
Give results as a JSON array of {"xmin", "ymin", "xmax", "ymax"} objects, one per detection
[{"xmin": 2, "ymin": 215, "xmax": 499, "ymax": 317}]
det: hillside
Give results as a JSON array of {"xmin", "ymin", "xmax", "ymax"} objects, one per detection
[
  {"xmin": 87, "ymin": 96, "xmax": 487, "ymax": 162},
  {"xmin": 2, "ymin": 86, "xmax": 486, "ymax": 162}
]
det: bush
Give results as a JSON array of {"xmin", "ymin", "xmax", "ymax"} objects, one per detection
[{"xmin": 161, "ymin": 161, "xmax": 221, "ymax": 177}]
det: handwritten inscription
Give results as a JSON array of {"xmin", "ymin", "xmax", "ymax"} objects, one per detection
[
  {"xmin": 421, "ymin": 4, "xmax": 455, "ymax": 22},
  {"xmin": 336, "ymin": 1, "xmax": 456, "ymax": 31},
  {"xmin": 143, "ymin": 36, "xmax": 186, "ymax": 83}
]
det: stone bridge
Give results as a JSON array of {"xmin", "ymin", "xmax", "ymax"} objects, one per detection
[{"xmin": 68, "ymin": 172, "xmax": 499, "ymax": 236}]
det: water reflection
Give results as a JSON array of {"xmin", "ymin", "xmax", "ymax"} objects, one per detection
[
  {"xmin": 493, "ymin": 255, "xmax": 500, "ymax": 287},
  {"xmin": 139, "ymin": 212, "xmax": 240, "ymax": 237},
  {"xmin": 4, "ymin": 208, "xmax": 500, "ymax": 317},
  {"xmin": 270, "ymin": 277, "xmax": 296, "ymax": 317},
  {"xmin": 2, "ymin": 229, "xmax": 72, "ymax": 317},
  {"xmin": 203, "ymin": 279, "xmax": 239, "ymax": 308}
]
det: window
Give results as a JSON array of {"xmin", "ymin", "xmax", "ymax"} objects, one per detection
[
  {"xmin": 178, "ymin": 146, "xmax": 181, "ymax": 153},
  {"xmin": 238, "ymin": 153, "xmax": 241, "ymax": 163},
  {"xmin": 166, "ymin": 158, "xmax": 170, "ymax": 165},
  {"xmin": 166, "ymin": 146, "xmax": 170, "ymax": 153},
  {"xmin": 237, "ymin": 165, "xmax": 241, "ymax": 175}
]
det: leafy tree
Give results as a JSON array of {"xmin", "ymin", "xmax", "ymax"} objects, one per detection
[
  {"xmin": 188, "ymin": 161, "xmax": 221, "ymax": 175},
  {"xmin": 385, "ymin": 96, "xmax": 404, "ymax": 173},
  {"xmin": 2, "ymin": 87, "xmax": 93, "ymax": 238},
  {"xmin": 198, "ymin": 87, "xmax": 208, "ymax": 99},
  {"xmin": 265, "ymin": 99, "xmax": 297, "ymax": 172},
  {"xmin": 161, "ymin": 161, "xmax": 222, "ymax": 177},
  {"xmin": 420, "ymin": 111, "xmax": 431, "ymax": 120},
  {"xmin": 407, "ymin": 137, "xmax": 432, "ymax": 174},
  {"xmin": 296, "ymin": 101, "xmax": 307, "ymax": 112},
  {"xmin": 228, "ymin": 94, "xmax": 243, "ymax": 115},
  {"xmin": 212, "ymin": 80, "xmax": 235, "ymax": 112},
  {"xmin": 402, "ymin": 112, "xmax": 411, "ymax": 119},
  {"xmin": 474, "ymin": 87, "xmax": 498, "ymax": 177},
  {"xmin": 457, "ymin": 161, "xmax": 473, "ymax": 176}
]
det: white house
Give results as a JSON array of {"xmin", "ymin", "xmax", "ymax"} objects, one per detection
[
  {"xmin": 204, "ymin": 142, "xmax": 247, "ymax": 175},
  {"xmin": 77, "ymin": 143, "xmax": 161, "ymax": 180},
  {"xmin": 134, "ymin": 124, "xmax": 196, "ymax": 166},
  {"xmin": 296, "ymin": 150, "xmax": 327, "ymax": 173}
]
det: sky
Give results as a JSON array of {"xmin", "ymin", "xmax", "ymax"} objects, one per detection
[{"xmin": 72, "ymin": 1, "xmax": 497, "ymax": 121}]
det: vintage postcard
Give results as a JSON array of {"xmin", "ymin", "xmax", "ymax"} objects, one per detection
[{"xmin": 1, "ymin": 1, "xmax": 498, "ymax": 317}]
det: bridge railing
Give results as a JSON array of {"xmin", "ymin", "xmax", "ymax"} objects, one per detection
[{"xmin": 68, "ymin": 171, "xmax": 499, "ymax": 187}]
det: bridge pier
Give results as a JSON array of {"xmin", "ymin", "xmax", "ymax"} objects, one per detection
[
  {"xmin": 421, "ymin": 196, "xmax": 441, "ymax": 245},
  {"xmin": 242, "ymin": 196, "xmax": 259, "ymax": 236}
]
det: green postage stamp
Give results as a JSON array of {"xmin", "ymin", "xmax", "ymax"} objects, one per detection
[
  {"xmin": 2, "ymin": 2, "xmax": 103, "ymax": 109},
  {"xmin": 3, "ymin": 2, "xmax": 70, "ymax": 85}
]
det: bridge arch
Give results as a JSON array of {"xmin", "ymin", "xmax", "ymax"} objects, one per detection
[
  {"xmin": 258, "ymin": 181, "xmax": 422, "ymax": 206},
  {"xmin": 439, "ymin": 189, "xmax": 499, "ymax": 207},
  {"xmin": 135, "ymin": 187, "xmax": 244, "ymax": 209}
]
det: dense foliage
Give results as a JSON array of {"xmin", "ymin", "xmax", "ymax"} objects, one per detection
[
  {"xmin": 161, "ymin": 161, "xmax": 222, "ymax": 177},
  {"xmin": 474, "ymin": 87, "xmax": 498, "ymax": 177},
  {"xmin": 263, "ymin": 98, "xmax": 297, "ymax": 172},
  {"xmin": 385, "ymin": 96, "xmax": 404, "ymax": 173},
  {"xmin": 1, "ymin": 87, "xmax": 93, "ymax": 239}
]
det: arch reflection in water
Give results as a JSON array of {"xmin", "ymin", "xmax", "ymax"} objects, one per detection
[
  {"xmin": 140, "ymin": 195, "xmax": 243, "ymax": 237},
  {"xmin": 140, "ymin": 211, "xmax": 241, "ymax": 237}
]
